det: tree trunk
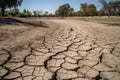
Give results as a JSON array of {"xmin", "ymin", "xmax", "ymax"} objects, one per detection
[
  {"xmin": 1, "ymin": 8, "xmax": 5, "ymax": 16},
  {"xmin": 108, "ymin": 10, "xmax": 111, "ymax": 18}
]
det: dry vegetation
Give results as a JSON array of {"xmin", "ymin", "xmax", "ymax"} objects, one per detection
[{"xmin": 66, "ymin": 16, "xmax": 120, "ymax": 26}]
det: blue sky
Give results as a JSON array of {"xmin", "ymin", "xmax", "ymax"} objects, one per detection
[{"xmin": 19, "ymin": 0, "xmax": 104, "ymax": 14}]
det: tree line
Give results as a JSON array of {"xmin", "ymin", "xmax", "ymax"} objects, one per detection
[
  {"xmin": 56, "ymin": 0, "xmax": 120, "ymax": 17},
  {"xmin": 55, "ymin": 3, "xmax": 97, "ymax": 17},
  {"xmin": 0, "ymin": 8, "xmax": 55, "ymax": 17},
  {"xmin": 0, "ymin": 0, "xmax": 120, "ymax": 17}
]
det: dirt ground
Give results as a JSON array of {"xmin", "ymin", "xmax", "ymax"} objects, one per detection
[{"xmin": 0, "ymin": 17, "xmax": 120, "ymax": 80}]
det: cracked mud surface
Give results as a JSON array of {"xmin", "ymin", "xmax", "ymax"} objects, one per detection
[{"xmin": 0, "ymin": 18, "xmax": 120, "ymax": 80}]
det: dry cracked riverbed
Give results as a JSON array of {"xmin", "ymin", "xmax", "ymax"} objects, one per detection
[{"xmin": 0, "ymin": 18, "xmax": 120, "ymax": 80}]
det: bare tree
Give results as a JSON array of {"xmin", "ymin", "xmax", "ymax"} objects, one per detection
[{"xmin": 99, "ymin": 0, "xmax": 112, "ymax": 17}]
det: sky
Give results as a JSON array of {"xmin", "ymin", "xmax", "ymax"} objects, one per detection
[{"xmin": 19, "ymin": 0, "xmax": 104, "ymax": 14}]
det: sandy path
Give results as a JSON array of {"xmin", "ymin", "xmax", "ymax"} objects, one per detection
[{"xmin": 0, "ymin": 19, "xmax": 120, "ymax": 80}]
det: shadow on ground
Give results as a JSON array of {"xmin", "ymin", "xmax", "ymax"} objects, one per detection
[{"xmin": 0, "ymin": 18, "xmax": 48, "ymax": 28}]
